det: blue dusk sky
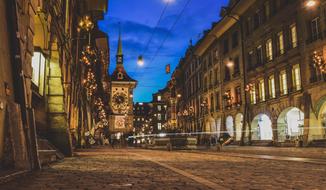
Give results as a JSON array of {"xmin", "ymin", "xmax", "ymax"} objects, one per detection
[{"xmin": 98, "ymin": 0, "xmax": 229, "ymax": 102}]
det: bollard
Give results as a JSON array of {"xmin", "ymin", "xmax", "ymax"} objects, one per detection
[
  {"xmin": 167, "ymin": 143, "xmax": 172, "ymax": 151},
  {"xmin": 216, "ymin": 143, "xmax": 222, "ymax": 152}
]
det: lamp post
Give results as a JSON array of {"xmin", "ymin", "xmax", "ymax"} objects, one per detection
[{"xmin": 78, "ymin": 15, "xmax": 94, "ymax": 45}]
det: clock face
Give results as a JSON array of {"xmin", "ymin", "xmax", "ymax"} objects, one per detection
[{"xmin": 112, "ymin": 92, "xmax": 128, "ymax": 111}]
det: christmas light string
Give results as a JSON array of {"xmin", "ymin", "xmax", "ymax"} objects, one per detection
[{"xmin": 313, "ymin": 51, "xmax": 326, "ymax": 74}]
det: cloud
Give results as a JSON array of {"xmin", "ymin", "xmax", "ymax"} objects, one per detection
[{"xmin": 98, "ymin": 0, "xmax": 227, "ymax": 102}]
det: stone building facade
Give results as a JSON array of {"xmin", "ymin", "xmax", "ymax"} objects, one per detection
[
  {"xmin": 133, "ymin": 102, "xmax": 152, "ymax": 143},
  {"xmin": 150, "ymin": 88, "xmax": 169, "ymax": 133},
  {"xmin": 170, "ymin": 0, "xmax": 326, "ymax": 146},
  {"xmin": 0, "ymin": 0, "xmax": 109, "ymax": 171}
]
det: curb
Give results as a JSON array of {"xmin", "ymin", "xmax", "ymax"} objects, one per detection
[{"xmin": 0, "ymin": 170, "xmax": 30, "ymax": 185}]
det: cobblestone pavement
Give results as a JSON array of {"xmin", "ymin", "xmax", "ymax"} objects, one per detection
[{"xmin": 1, "ymin": 148, "xmax": 326, "ymax": 190}]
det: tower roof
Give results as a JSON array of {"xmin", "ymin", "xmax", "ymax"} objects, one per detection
[
  {"xmin": 110, "ymin": 25, "xmax": 137, "ymax": 83},
  {"xmin": 117, "ymin": 26, "xmax": 123, "ymax": 56}
]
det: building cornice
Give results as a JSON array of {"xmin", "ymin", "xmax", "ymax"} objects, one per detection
[{"xmin": 195, "ymin": 0, "xmax": 256, "ymax": 56}]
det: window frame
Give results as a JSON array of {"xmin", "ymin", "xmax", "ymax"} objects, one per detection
[
  {"xmin": 268, "ymin": 75, "xmax": 276, "ymax": 99},
  {"xmin": 279, "ymin": 70, "xmax": 288, "ymax": 95}
]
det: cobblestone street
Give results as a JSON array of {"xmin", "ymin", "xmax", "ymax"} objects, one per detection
[{"xmin": 1, "ymin": 148, "xmax": 326, "ymax": 190}]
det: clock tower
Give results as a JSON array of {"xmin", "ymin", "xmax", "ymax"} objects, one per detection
[{"xmin": 109, "ymin": 30, "xmax": 137, "ymax": 137}]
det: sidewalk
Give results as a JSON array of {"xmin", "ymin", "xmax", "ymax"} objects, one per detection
[{"xmin": 197, "ymin": 145, "xmax": 326, "ymax": 160}]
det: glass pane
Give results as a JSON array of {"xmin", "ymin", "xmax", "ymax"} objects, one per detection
[
  {"xmin": 32, "ymin": 52, "xmax": 41, "ymax": 87},
  {"xmin": 39, "ymin": 53, "xmax": 46, "ymax": 95}
]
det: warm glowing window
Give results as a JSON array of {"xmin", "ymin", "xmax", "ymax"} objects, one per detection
[
  {"xmin": 157, "ymin": 95, "xmax": 162, "ymax": 101},
  {"xmin": 258, "ymin": 79, "xmax": 265, "ymax": 102},
  {"xmin": 250, "ymin": 86, "xmax": 257, "ymax": 104},
  {"xmin": 277, "ymin": 32, "xmax": 284, "ymax": 55},
  {"xmin": 268, "ymin": 75, "xmax": 276, "ymax": 98},
  {"xmin": 158, "ymin": 123, "xmax": 162, "ymax": 130},
  {"xmin": 279, "ymin": 70, "xmax": 288, "ymax": 95},
  {"xmin": 158, "ymin": 105, "xmax": 162, "ymax": 111},
  {"xmin": 157, "ymin": 114, "xmax": 161, "ymax": 121},
  {"xmin": 266, "ymin": 39, "xmax": 273, "ymax": 61},
  {"xmin": 31, "ymin": 51, "xmax": 46, "ymax": 95},
  {"xmin": 292, "ymin": 64, "xmax": 302, "ymax": 91},
  {"xmin": 290, "ymin": 24, "xmax": 298, "ymax": 48}
]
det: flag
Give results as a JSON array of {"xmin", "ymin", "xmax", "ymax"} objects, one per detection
[{"xmin": 165, "ymin": 64, "xmax": 171, "ymax": 74}]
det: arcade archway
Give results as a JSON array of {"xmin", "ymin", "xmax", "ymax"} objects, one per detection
[
  {"xmin": 317, "ymin": 98, "xmax": 326, "ymax": 138},
  {"xmin": 277, "ymin": 107, "xmax": 304, "ymax": 142},
  {"xmin": 251, "ymin": 114, "xmax": 273, "ymax": 140},
  {"xmin": 226, "ymin": 116, "xmax": 234, "ymax": 137}
]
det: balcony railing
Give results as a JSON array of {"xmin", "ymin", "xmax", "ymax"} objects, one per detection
[{"xmin": 306, "ymin": 32, "xmax": 323, "ymax": 44}]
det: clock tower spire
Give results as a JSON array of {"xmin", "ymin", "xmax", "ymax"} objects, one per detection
[
  {"xmin": 116, "ymin": 24, "xmax": 123, "ymax": 66},
  {"xmin": 108, "ymin": 24, "xmax": 137, "ymax": 139}
]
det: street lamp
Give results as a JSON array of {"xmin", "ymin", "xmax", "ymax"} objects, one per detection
[
  {"xmin": 305, "ymin": 0, "xmax": 317, "ymax": 8},
  {"xmin": 226, "ymin": 58, "xmax": 234, "ymax": 69},
  {"xmin": 78, "ymin": 15, "xmax": 94, "ymax": 32},
  {"xmin": 137, "ymin": 55, "xmax": 144, "ymax": 66},
  {"xmin": 78, "ymin": 15, "xmax": 94, "ymax": 45}
]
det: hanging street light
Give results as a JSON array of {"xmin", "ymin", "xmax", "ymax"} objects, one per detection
[
  {"xmin": 305, "ymin": 0, "xmax": 317, "ymax": 8},
  {"xmin": 226, "ymin": 58, "xmax": 234, "ymax": 69},
  {"xmin": 137, "ymin": 55, "xmax": 144, "ymax": 66}
]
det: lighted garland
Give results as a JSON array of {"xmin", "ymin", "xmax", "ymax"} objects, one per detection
[
  {"xmin": 80, "ymin": 46, "xmax": 97, "ymax": 66},
  {"xmin": 313, "ymin": 51, "xmax": 326, "ymax": 74},
  {"xmin": 83, "ymin": 69, "xmax": 97, "ymax": 97},
  {"xmin": 94, "ymin": 98, "xmax": 108, "ymax": 126}
]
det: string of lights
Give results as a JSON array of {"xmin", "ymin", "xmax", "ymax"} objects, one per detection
[{"xmin": 313, "ymin": 51, "xmax": 326, "ymax": 74}]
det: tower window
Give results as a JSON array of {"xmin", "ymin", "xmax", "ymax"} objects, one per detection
[{"xmin": 118, "ymin": 72, "xmax": 124, "ymax": 79}]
